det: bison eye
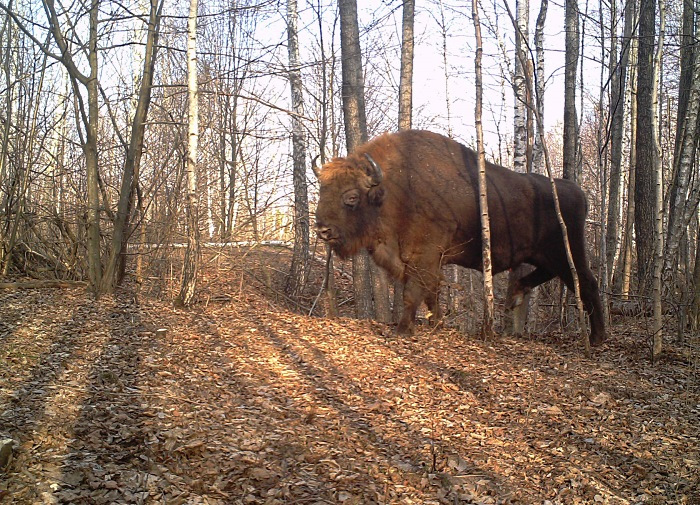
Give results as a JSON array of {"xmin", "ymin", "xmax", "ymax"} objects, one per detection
[{"xmin": 342, "ymin": 190, "xmax": 360, "ymax": 209}]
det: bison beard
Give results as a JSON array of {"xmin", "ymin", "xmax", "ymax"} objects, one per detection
[{"xmin": 315, "ymin": 130, "xmax": 607, "ymax": 346}]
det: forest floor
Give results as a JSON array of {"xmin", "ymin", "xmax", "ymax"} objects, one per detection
[{"xmin": 1, "ymin": 247, "xmax": 699, "ymax": 505}]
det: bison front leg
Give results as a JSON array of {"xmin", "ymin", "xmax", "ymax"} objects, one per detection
[
  {"xmin": 397, "ymin": 277, "xmax": 423, "ymax": 335},
  {"xmin": 425, "ymin": 289, "xmax": 444, "ymax": 329},
  {"xmin": 397, "ymin": 262, "xmax": 442, "ymax": 335}
]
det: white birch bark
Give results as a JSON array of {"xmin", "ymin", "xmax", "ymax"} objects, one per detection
[
  {"xmin": 472, "ymin": 0, "xmax": 494, "ymax": 339},
  {"xmin": 513, "ymin": 0, "xmax": 529, "ymax": 173},
  {"xmin": 285, "ymin": 0, "xmax": 310, "ymax": 299},
  {"xmin": 176, "ymin": 0, "xmax": 201, "ymax": 306},
  {"xmin": 665, "ymin": 0, "xmax": 700, "ymax": 276},
  {"xmin": 651, "ymin": 0, "xmax": 666, "ymax": 360}
]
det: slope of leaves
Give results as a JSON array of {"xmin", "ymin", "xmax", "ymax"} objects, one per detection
[{"xmin": 1, "ymin": 249, "xmax": 699, "ymax": 504}]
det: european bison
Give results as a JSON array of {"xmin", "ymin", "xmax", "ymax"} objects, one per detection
[{"xmin": 315, "ymin": 130, "xmax": 606, "ymax": 346}]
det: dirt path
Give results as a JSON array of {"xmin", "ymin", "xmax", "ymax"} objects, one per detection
[{"xmin": 1, "ymin": 287, "xmax": 698, "ymax": 504}]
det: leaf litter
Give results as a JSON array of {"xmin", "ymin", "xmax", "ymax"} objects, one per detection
[{"xmin": 0, "ymin": 249, "xmax": 699, "ymax": 504}]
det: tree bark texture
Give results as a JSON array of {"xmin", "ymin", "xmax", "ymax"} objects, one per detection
[
  {"xmin": 621, "ymin": 46, "xmax": 637, "ymax": 299},
  {"xmin": 532, "ymin": 0, "xmax": 547, "ymax": 174},
  {"xmin": 398, "ymin": 0, "xmax": 414, "ymax": 132},
  {"xmin": 563, "ymin": 0, "xmax": 580, "ymax": 183},
  {"xmin": 651, "ymin": 0, "xmax": 666, "ymax": 360},
  {"xmin": 285, "ymin": 0, "xmax": 310, "ymax": 299},
  {"xmin": 339, "ymin": 0, "xmax": 373, "ymax": 319},
  {"xmin": 605, "ymin": 0, "xmax": 636, "ymax": 282},
  {"xmin": 393, "ymin": 0, "xmax": 414, "ymax": 324},
  {"xmin": 513, "ymin": 0, "xmax": 530, "ymax": 174},
  {"xmin": 176, "ymin": 0, "xmax": 201, "ymax": 307},
  {"xmin": 506, "ymin": 0, "xmax": 534, "ymax": 335},
  {"xmin": 472, "ymin": 0, "xmax": 495, "ymax": 339},
  {"xmin": 102, "ymin": 0, "xmax": 163, "ymax": 292},
  {"xmin": 665, "ymin": 0, "xmax": 700, "ymax": 278},
  {"xmin": 634, "ymin": 0, "xmax": 658, "ymax": 295}
]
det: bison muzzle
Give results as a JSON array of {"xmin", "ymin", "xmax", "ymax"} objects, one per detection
[{"xmin": 315, "ymin": 130, "xmax": 606, "ymax": 346}]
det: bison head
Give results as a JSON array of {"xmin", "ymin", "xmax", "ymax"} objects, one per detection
[{"xmin": 315, "ymin": 153, "xmax": 385, "ymax": 259}]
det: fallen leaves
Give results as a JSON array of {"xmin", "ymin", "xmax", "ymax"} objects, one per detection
[{"xmin": 1, "ymin": 254, "xmax": 699, "ymax": 504}]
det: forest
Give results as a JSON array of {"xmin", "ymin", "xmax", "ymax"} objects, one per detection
[{"xmin": 1, "ymin": 0, "xmax": 699, "ymax": 503}]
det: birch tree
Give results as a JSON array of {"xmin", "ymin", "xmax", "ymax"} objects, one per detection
[
  {"xmin": 285, "ymin": 0, "xmax": 310, "ymax": 299},
  {"xmin": 605, "ymin": 0, "xmax": 636, "ymax": 282},
  {"xmin": 506, "ymin": 0, "xmax": 534, "ymax": 336},
  {"xmin": 563, "ymin": 0, "xmax": 580, "ymax": 183},
  {"xmin": 473, "ymin": 0, "xmax": 495, "ymax": 339},
  {"xmin": 176, "ymin": 0, "xmax": 201, "ymax": 306},
  {"xmin": 651, "ymin": 0, "xmax": 666, "ymax": 360},
  {"xmin": 665, "ymin": 0, "xmax": 700, "ymax": 279},
  {"xmin": 621, "ymin": 34, "xmax": 638, "ymax": 299},
  {"xmin": 394, "ymin": 0, "xmax": 414, "ymax": 324},
  {"xmin": 532, "ymin": 0, "xmax": 547, "ymax": 174}
]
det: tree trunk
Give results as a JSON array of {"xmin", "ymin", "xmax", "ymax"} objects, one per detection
[
  {"xmin": 285, "ymin": 0, "xmax": 310, "ymax": 299},
  {"xmin": 513, "ymin": 0, "xmax": 529, "ymax": 173},
  {"xmin": 532, "ymin": 0, "xmax": 547, "ymax": 174},
  {"xmin": 606, "ymin": 0, "xmax": 636, "ymax": 282},
  {"xmin": 339, "ymin": 0, "xmax": 373, "ymax": 319},
  {"xmin": 394, "ymin": 0, "xmax": 414, "ymax": 324},
  {"xmin": 506, "ymin": 0, "xmax": 534, "ymax": 336},
  {"xmin": 563, "ymin": 0, "xmax": 580, "ymax": 183},
  {"xmin": 691, "ymin": 229, "xmax": 700, "ymax": 330},
  {"xmin": 621, "ymin": 53, "xmax": 637, "ymax": 299},
  {"xmin": 176, "ymin": 0, "xmax": 200, "ymax": 307},
  {"xmin": 398, "ymin": 0, "xmax": 414, "ymax": 132},
  {"xmin": 102, "ymin": 0, "xmax": 163, "ymax": 292},
  {"xmin": 651, "ymin": 0, "xmax": 666, "ymax": 361},
  {"xmin": 85, "ymin": 0, "xmax": 102, "ymax": 294},
  {"xmin": 472, "ymin": 0, "xmax": 494, "ymax": 339},
  {"xmin": 665, "ymin": 0, "xmax": 700, "ymax": 279},
  {"xmin": 634, "ymin": 0, "xmax": 658, "ymax": 296},
  {"xmin": 0, "ymin": 13, "xmax": 13, "ymax": 270}
]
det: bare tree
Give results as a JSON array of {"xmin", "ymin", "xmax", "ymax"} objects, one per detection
[
  {"xmin": 339, "ymin": 0, "xmax": 373, "ymax": 319},
  {"xmin": 102, "ymin": 0, "xmax": 164, "ymax": 292},
  {"xmin": 605, "ymin": 0, "xmax": 636, "ymax": 282},
  {"xmin": 176, "ymin": 0, "xmax": 201, "ymax": 306},
  {"xmin": 621, "ymin": 33, "xmax": 638, "ymax": 299},
  {"xmin": 394, "ymin": 0, "xmax": 415, "ymax": 324},
  {"xmin": 651, "ymin": 0, "xmax": 666, "ymax": 360},
  {"xmin": 285, "ymin": 0, "xmax": 310, "ymax": 299},
  {"xmin": 532, "ymin": 0, "xmax": 548, "ymax": 174},
  {"xmin": 473, "ymin": 0, "xmax": 495, "ymax": 339},
  {"xmin": 398, "ymin": 0, "xmax": 414, "ymax": 132},
  {"xmin": 665, "ymin": 0, "xmax": 700, "ymax": 280},
  {"xmin": 634, "ymin": 0, "xmax": 658, "ymax": 295},
  {"xmin": 505, "ymin": 0, "xmax": 534, "ymax": 336},
  {"xmin": 563, "ymin": 0, "xmax": 580, "ymax": 183}
]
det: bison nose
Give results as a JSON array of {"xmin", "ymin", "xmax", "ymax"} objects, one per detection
[{"xmin": 316, "ymin": 226, "xmax": 334, "ymax": 241}]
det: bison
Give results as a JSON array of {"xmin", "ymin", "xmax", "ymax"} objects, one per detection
[{"xmin": 315, "ymin": 130, "xmax": 606, "ymax": 346}]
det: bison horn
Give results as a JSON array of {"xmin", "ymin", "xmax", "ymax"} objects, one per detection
[
  {"xmin": 364, "ymin": 154, "xmax": 383, "ymax": 185},
  {"xmin": 311, "ymin": 155, "xmax": 321, "ymax": 178}
]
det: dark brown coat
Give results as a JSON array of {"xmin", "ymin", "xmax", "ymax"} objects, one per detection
[{"xmin": 315, "ymin": 130, "xmax": 606, "ymax": 345}]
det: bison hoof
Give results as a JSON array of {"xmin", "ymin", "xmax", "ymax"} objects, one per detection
[
  {"xmin": 428, "ymin": 318, "xmax": 444, "ymax": 330},
  {"xmin": 396, "ymin": 322, "xmax": 415, "ymax": 336},
  {"xmin": 589, "ymin": 332, "xmax": 608, "ymax": 347}
]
